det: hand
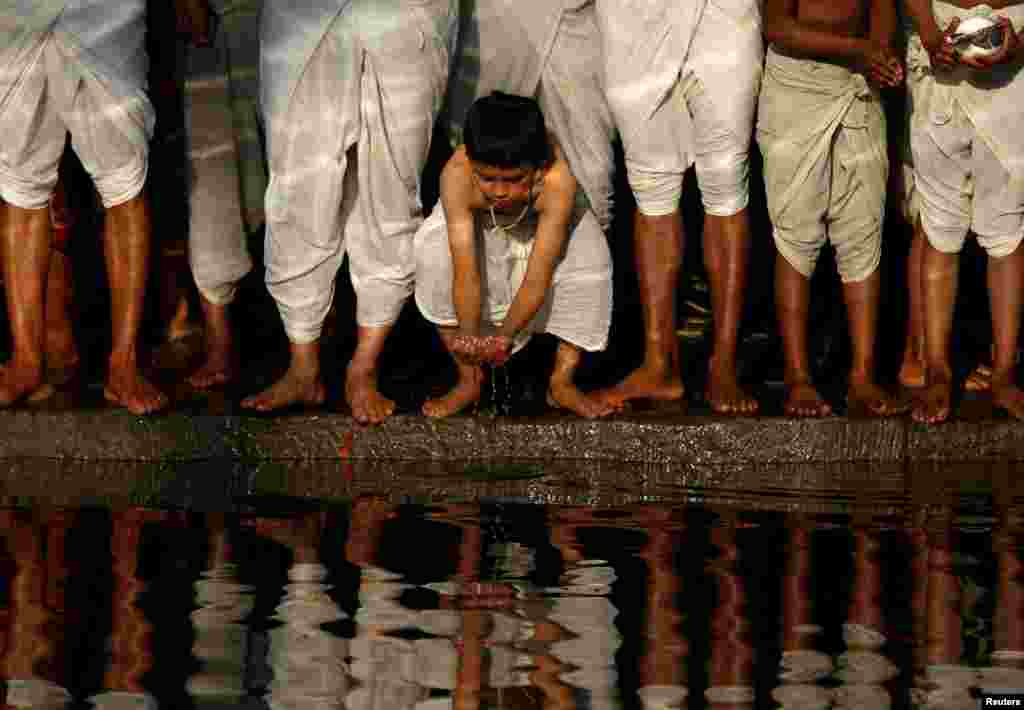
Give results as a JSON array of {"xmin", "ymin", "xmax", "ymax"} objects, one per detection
[
  {"xmin": 922, "ymin": 18, "xmax": 960, "ymax": 70},
  {"xmin": 859, "ymin": 41, "xmax": 905, "ymax": 87},
  {"xmin": 451, "ymin": 335, "xmax": 512, "ymax": 366},
  {"xmin": 958, "ymin": 16, "xmax": 1020, "ymax": 69},
  {"xmin": 176, "ymin": 0, "xmax": 214, "ymax": 47}
]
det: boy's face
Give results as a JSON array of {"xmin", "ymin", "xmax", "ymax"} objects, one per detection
[{"xmin": 471, "ymin": 162, "xmax": 536, "ymax": 210}]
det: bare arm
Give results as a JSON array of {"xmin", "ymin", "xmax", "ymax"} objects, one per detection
[
  {"xmin": 440, "ymin": 161, "xmax": 483, "ymax": 337},
  {"xmin": 870, "ymin": 0, "xmax": 898, "ymax": 49},
  {"xmin": 903, "ymin": 0, "xmax": 960, "ymax": 66},
  {"xmin": 497, "ymin": 168, "xmax": 576, "ymax": 340}
]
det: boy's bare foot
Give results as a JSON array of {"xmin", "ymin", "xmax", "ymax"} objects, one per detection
[
  {"xmin": 594, "ymin": 363, "xmax": 684, "ymax": 408},
  {"xmin": 189, "ymin": 301, "xmax": 235, "ymax": 389},
  {"xmin": 964, "ymin": 363, "xmax": 992, "ymax": 393},
  {"xmin": 897, "ymin": 355, "xmax": 926, "ymax": 389},
  {"xmin": 784, "ymin": 383, "xmax": 832, "ymax": 417},
  {"xmin": 847, "ymin": 380, "xmax": 908, "ymax": 417},
  {"xmin": 547, "ymin": 378, "xmax": 616, "ymax": 419},
  {"xmin": 705, "ymin": 360, "xmax": 758, "ymax": 415},
  {"xmin": 345, "ymin": 365, "xmax": 395, "ymax": 425},
  {"xmin": 423, "ymin": 366, "xmax": 483, "ymax": 418},
  {"xmin": 911, "ymin": 378, "xmax": 952, "ymax": 425},
  {"xmin": 188, "ymin": 351, "xmax": 235, "ymax": 390},
  {"xmin": 0, "ymin": 361, "xmax": 44, "ymax": 407},
  {"xmin": 241, "ymin": 367, "xmax": 325, "ymax": 412},
  {"xmin": 104, "ymin": 364, "xmax": 169, "ymax": 415},
  {"xmin": 992, "ymin": 375, "xmax": 1024, "ymax": 420}
]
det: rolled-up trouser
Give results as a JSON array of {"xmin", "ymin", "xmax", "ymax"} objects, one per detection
[
  {"xmin": 0, "ymin": 32, "xmax": 152, "ymax": 211},
  {"xmin": 613, "ymin": 0, "xmax": 761, "ymax": 218},
  {"xmin": 263, "ymin": 3, "xmax": 450, "ymax": 344},
  {"xmin": 413, "ymin": 202, "xmax": 613, "ymax": 354},
  {"xmin": 185, "ymin": 4, "xmax": 265, "ymax": 306}
]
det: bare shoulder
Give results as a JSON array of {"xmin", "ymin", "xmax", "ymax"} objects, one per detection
[{"xmin": 537, "ymin": 141, "xmax": 577, "ymax": 215}]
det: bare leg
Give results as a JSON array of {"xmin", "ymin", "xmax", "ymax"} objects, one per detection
[
  {"xmin": 703, "ymin": 209, "xmax": 758, "ymax": 414},
  {"xmin": 41, "ymin": 248, "xmax": 80, "ymax": 384},
  {"xmin": 912, "ymin": 224, "xmax": 958, "ymax": 424},
  {"xmin": 345, "ymin": 324, "xmax": 397, "ymax": 425},
  {"xmin": 0, "ymin": 203, "xmax": 49, "ymax": 406},
  {"xmin": 776, "ymin": 253, "xmax": 832, "ymax": 417},
  {"xmin": 546, "ymin": 340, "xmax": 616, "ymax": 418},
  {"xmin": 988, "ymin": 245, "xmax": 1024, "ymax": 419},
  {"xmin": 161, "ymin": 248, "xmax": 197, "ymax": 342},
  {"xmin": 844, "ymin": 269, "xmax": 904, "ymax": 416},
  {"xmin": 594, "ymin": 210, "xmax": 685, "ymax": 406},
  {"xmin": 102, "ymin": 194, "xmax": 168, "ymax": 414},
  {"xmin": 964, "ymin": 344, "xmax": 994, "ymax": 392},
  {"xmin": 187, "ymin": 294, "xmax": 235, "ymax": 389},
  {"xmin": 423, "ymin": 327, "xmax": 483, "ymax": 418},
  {"xmin": 899, "ymin": 227, "xmax": 927, "ymax": 388},
  {"xmin": 241, "ymin": 340, "xmax": 325, "ymax": 411}
]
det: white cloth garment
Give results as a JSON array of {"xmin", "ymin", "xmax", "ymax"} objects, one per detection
[
  {"xmin": 413, "ymin": 194, "xmax": 613, "ymax": 354},
  {"xmin": 185, "ymin": 0, "xmax": 266, "ymax": 306},
  {"xmin": 260, "ymin": 0, "xmax": 458, "ymax": 343},
  {"xmin": 757, "ymin": 47, "xmax": 887, "ymax": 283},
  {"xmin": 447, "ymin": 0, "xmax": 615, "ymax": 230},
  {"xmin": 596, "ymin": 0, "xmax": 762, "ymax": 217},
  {"xmin": 906, "ymin": 1, "xmax": 1024, "ymax": 257},
  {"xmin": 0, "ymin": 0, "xmax": 153, "ymax": 209}
]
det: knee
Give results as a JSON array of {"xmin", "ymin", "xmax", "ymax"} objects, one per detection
[
  {"xmin": 835, "ymin": 228, "xmax": 882, "ymax": 284},
  {"xmin": 772, "ymin": 226, "xmax": 822, "ymax": 280},
  {"xmin": 696, "ymin": 148, "xmax": 749, "ymax": 217},
  {"xmin": 627, "ymin": 164, "xmax": 683, "ymax": 217}
]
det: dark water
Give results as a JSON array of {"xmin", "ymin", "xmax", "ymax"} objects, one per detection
[{"xmin": 1, "ymin": 489, "xmax": 1021, "ymax": 709}]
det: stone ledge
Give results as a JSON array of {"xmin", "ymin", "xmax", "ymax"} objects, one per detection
[{"xmin": 1, "ymin": 409, "xmax": 1022, "ymax": 465}]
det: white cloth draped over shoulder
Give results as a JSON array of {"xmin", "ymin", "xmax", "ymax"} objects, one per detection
[{"xmin": 447, "ymin": 0, "xmax": 615, "ymax": 229}]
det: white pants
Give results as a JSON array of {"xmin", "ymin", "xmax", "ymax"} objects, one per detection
[
  {"xmin": 0, "ymin": 33, "xmax": 151, "ymax": 210},
  {"xmin": 262, "ymin": 3, "xmax": 452, "ymax": 343}
]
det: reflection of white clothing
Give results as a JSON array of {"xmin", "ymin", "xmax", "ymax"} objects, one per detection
[
  {"xmin": 187, "ymin": 563, "xmax": 255, "ymax": 702},
  {"xmin": 447, "ymin": 0, "xmax": 615, "ymax": 229},
  {"xmin": 757, "ymin": 48, "xmax": 887, "ymax": 283},
  {"xmin": 414, "ymin": 198, "xmax": 613, "ymax": 353},
  {"xmin": 259, "ymin": 0, "xmax": 457, "ymax": 343},
  {"xmin": 5, "ymin": 679, "xmax": 71, "ymax": 709},
  {"xmin": 185, "ymin": 0, "xmax": 266, "ymax": 305},
  {"xmin": 0, "ymin": 1, "xmax": 153, "ymax": 209},
  {"xmin": 907, "ymin": 1, "xmax": 1024, "ymax": 257},
  {"xmin": 596, "ymin": 0, "xmax": 762, "ymax": 217}
]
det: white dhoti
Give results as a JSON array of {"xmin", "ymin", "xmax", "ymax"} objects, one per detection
[
  {"xmin": 185, "ymin": 0, "xmax": 266, "ymax": 306},
  {"xmin": 260, "ymin": 0, "xmax": 458, "ymax": 344},
  {"xmin": 447, "ymin": 0, "xmax": 615, "ymax": 230},
  {"xmin": 906, "ymin": 1, "xmax": 1024, "ymax": 258},
  {"xmin": 756, "ymin": 47, "xmax": 888, "ymax": 283},
  {"xmin": 596, "ymin": 0, "xmax": 762, "ymax": 217},
  {"xmin": 0, "ymin": 1, "xmax": 153, "ymax": 210},
  {"xmin": 413, "ymin": 199, "xmax": 612, "ymax": 353}
]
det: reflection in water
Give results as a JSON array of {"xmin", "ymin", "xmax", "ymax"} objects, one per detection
[{"xmin": 2, "ymin": 496, "xmax": 1023, "ymax": 708}]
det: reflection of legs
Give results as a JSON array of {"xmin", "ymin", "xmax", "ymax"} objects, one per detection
[
  {"xmin": 102, "ymin": 194, "xmax": 169, "ymax": 414},
  {"xmin": 0, "ymin": 204, "xmax": 50, "ymax": 406}
]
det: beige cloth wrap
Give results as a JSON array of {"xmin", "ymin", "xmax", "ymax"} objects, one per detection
[{"xmin": 757, "ymin": 48, "xmax": 888, "ymax": 283}]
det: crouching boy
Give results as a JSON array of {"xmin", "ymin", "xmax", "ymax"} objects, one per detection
[{"xmin": 414, "ymin": 92, "xmax": 614, "ymax": 418}]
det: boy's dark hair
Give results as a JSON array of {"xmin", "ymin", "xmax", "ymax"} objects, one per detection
[{"xmin": 463, "ymin": 92, "xmax": 551, "ymax": 169}]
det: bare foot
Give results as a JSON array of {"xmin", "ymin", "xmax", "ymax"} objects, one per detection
[
  {"xmin": 423, "ymin": 366, "xmax": 483, "ymax": 418},
  {"xmin": 784, "ymin": 383, "xmax": 832, "ymax": 417},
  {"xmin": 104, "ymin": 365, "xmax": 169, "ymax": 415},
  {"xmin": 0, "ymin": 361, "xmax": 44, "ymax": 407},
  {"xmin": 964, "ymin": 363, "xmax": 992, "ymax": 393},
  {"xmin": 188, "ymin": 335, "xmax": 235, "ymax": 390},
  {"xmin": 992, "ymin": 376, "xmax": 1024, "ymax": 420},
  {"xmin": 897, "ymin": 355, "xmax": 926, "ymax": 390},
  {"xmin": 593, "ymin": 363, "xmax": 684, "ymax": 408},
  {"xmin": 911, "ymin": 379, "xmax": 952, "ymax": 425},
  {"xmin": 241, "ymin": 367, "xmax": 325, "ymax": 412},
  {"xmin": 705, "ymin": 363, "xmax": 758, "ymax": 415},
  {"xmin": 345, "ymin": 366, "xmax": 395, "ymax": 425},
  {"xmin": 847, "ymin": 380, "xmax": 908, "ymax": 417},
  {"xmin": 547, "ymin": 379, "xmax": 616, "ymax": 419}
]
